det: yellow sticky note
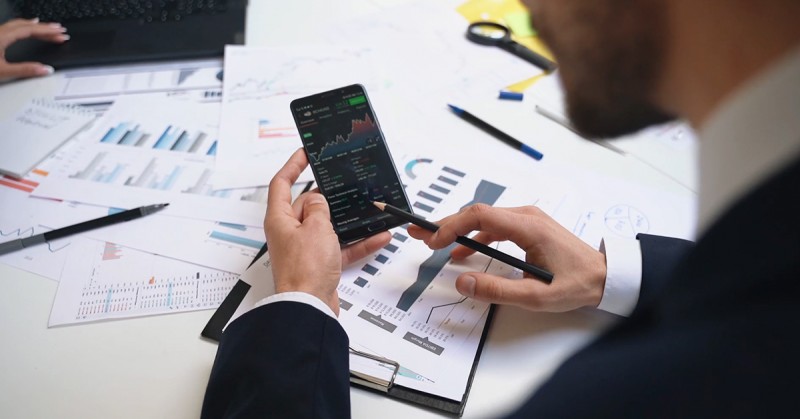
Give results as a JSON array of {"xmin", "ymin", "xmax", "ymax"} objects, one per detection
[{"xmin": 503, "ymin": 11, "xmax": 536, "ymax": 37}]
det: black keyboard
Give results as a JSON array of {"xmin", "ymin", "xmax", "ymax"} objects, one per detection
[{"xmin": 14, "ymin": 0, "xmax": 228, "ymax": 23}]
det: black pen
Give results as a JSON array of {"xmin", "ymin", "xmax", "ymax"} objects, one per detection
[
  {"xmin": 0, "ymin": 203, "xmax": 169, "ymax": 256},
  {"xmin": 373, "ymin": 201, "xmax": 553, "ymax": 283},
  {"xmin": 448, "ymin": 104, "xmax": 544, "ymax": 161}
]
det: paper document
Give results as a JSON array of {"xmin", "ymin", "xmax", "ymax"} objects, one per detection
[
  {"xmin": 0, "ymin": 99, "xmax": 95, "ymax": 178},
  {"xmin": 33, "ymin": 94, "xmax": 269, "ymax": 226},
  {"xmin": 49, "ymin": 238, "xmax": 239, "ymax": 326},
  {"xmin": 213, "ymin": 45, "xmax": 383, "ymax": 189}
]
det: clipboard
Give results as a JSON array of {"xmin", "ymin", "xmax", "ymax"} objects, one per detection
[{"xmin": 201, "ymin": 242, "xmax": 496, "ymax": 416}]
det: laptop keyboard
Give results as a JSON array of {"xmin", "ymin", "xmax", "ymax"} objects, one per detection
[{"xmin": 14, "ymin": 0, "xmax": 228, "ymax": 23}]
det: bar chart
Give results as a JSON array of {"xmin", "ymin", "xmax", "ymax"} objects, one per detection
[
  {"xmin": 34, "ymin": 94, "xmax": 274, "ymax": 225},
  {"xmin": 99, "ymin": 121, "xmax": 218, "ymax": 156}
]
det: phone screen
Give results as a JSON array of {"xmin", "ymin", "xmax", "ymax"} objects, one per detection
[{"xmin": 290, "ymin": 84, "xmax": 411, "ymax": 243}]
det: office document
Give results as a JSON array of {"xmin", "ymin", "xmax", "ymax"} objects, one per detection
[
  {"xmin": 0, "ymin": 99, "xmax": 95, "ymax": 178},
  {"xmin": 213, "ymin": 45, "xmax": 383, "ymax": 189},
  {"xmin": 52, "ymin": 59, "xmax": 224, "ymax": 115},
  {"xmin": 49, "ymin": 238, "xmax": 238, "ymax": 326},
  {"xmin": 33, "ymin": 94, "xmax": 267, "ymax": 226}
]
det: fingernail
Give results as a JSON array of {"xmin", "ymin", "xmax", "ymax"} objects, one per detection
[
  {"xmin": 61, "ymin": 34, "xmax": 70, "ymax": 41},
  {"xmin": 459, "ymin": 275, "xmax": 476, "ymax": 297},
  {"xmin": 307, "ymin": 193, "xmax": 326, "ymax": 205},
  {"xmin": 30, "ymin": 17, "xmax": 40, "ymax": 23},
  {"xmin": 49, "ymin": 22, "xmax": 62, "ymax": 28},
  {"xmin": 38, "ymin": 65, "xmax": 55, "ymax": 75}
]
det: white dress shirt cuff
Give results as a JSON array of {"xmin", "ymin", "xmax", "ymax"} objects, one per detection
[
  {"xmin": 597, "ymin": 237, "xmax": 643, "ymax": 317},
  {"xmin": 254, "ymin": 291, "xmax": 338, "ymax": 320}
]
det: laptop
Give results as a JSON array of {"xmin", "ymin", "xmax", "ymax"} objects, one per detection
[{"xmin": 2, "ymin": 0, "xmax": 247, "ymax": 69}]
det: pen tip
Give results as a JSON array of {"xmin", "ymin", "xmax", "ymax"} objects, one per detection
[
  {"xmin": 447, "ymin": 104, "xmax": 463, "ymax": 114},
  {"xmin": 372, "ymin": 201, "xmax": 386, "ymax": 210}
]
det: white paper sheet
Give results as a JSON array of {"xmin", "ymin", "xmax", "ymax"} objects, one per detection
[
  {"xmin": 33, "ymin": 94, "xmax": 271, "ymax": 226},
  {"xmin": 213, "ymin": 45, "xmax": 385, "ymax": 189},
  {"xmin": 49, "ymin": 238, "xmax": 239, "ymax": 326}
]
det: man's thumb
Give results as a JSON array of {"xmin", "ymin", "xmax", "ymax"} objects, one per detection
[
  {"xmin": 455, "ymin": 273, "xmax": 509, "ymax": 303},
  {"xmin": 302, "ymin": 193, "xmax": 330, "ymax": 221}
]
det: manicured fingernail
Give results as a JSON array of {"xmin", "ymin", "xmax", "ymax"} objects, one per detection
[
  {"xmin": 459, "ymin": 275, "xmax": 476, "ymax": 297},
  {"xmin": 38, "ymin": 65, "xmax": 55, "ymax": 75},
  {"xmin": 49, "ymin": 22, "xmax": 62, "ymax": 28},
  {"xmin": 61, "ymin": 34, "xmax": 70, "ymax": 41},
  {"xmin": 30, "ymin": 17, "xmax": 40, "ymax": 23}
]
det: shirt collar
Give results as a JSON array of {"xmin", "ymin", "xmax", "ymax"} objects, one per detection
[{"xmin": 697, "ymin": 45, "xmax": 800, "ymax": 234}]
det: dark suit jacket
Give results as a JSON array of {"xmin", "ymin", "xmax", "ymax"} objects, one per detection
[{"xmin": 202, "ymin": 158, "xmax": 800, "ymax": 418}]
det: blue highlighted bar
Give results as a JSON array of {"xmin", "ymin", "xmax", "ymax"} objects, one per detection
[
  {"xmin": 207, "ymin": 140, "xmax": 218, "ymax": 156},
  {"xmin": 154, "ymin": 126, "xmax": 178, "ymax": 149},
  {"xmin": 218, "ymin": 222, "xmax": 247, "ymax": 231},
  {"xmin": 209, "ymin": 231, "xmax": 265, "ymax": 249},
  {"xmin": 100, "ymin": 164, "xmax": 125, "ymax": 183},
  {"xmin": 104, "ymin": 289, "xmax": 113, "ymax": 313},
  {"xmin": 159, "ymin": 166, "xmax": 184, "ymax": 190},
  {"xmin": 100, "ymin": 122, "xmax": 131, "ymax": 144}
]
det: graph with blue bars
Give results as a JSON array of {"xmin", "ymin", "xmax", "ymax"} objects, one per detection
[{"xmin": 100, "ymin": 122, "xmax": 217, "ymax": 156}]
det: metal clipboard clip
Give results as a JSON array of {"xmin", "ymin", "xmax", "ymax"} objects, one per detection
[{"xmin": 348, "ymin": 346, "xmax": 400, "ymax": 393}]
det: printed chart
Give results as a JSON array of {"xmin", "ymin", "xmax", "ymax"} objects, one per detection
[
  {"xmin": 50, "ymin": 239, "xmax": 239, "ymax": 326},
  {"xmin": 334, "ymin": 159, "xmax": 511, "ymax": 401},
  {"xmin": 33, "ymin": 94, "xmax": 271, "ymax": 226},
  {"xmin": 213, "ymin": 45, "xmax": 383, "ymax": 189}
]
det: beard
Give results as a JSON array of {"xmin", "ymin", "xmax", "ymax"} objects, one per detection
[{"xmin": 529, "ymin": 0, "xmax": 675, "ymax": 139}]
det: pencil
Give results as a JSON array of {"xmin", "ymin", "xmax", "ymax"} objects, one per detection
[
  {"xmin": 373, "ymin": 201, "xmax": 553, "ymax": 283},
  {"xmin": 0, "ymin": 203, "xmax": 169, "ymax": 256},
  {"xmin": 534, "ymin": 104, "xmax": 627, "ymax": 155},
  {"xmin": 448, "ymin": 104, "xmax": 544, "ymax": 161}
]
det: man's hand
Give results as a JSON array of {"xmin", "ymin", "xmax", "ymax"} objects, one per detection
[
  {"xmin": 0, "ymin": 18, "xmax": 69, "ymax": 81},
  {"xmin": 407, "ymin": 204, "xmax": 607, "ymax": 312},
  {"xmin": 265, "ymin": 149, "xmax": 391, "ymax": 315}
]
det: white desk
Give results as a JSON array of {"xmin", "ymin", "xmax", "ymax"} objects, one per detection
[{"xmin": 0, "ymin": 1, "xmax": 694, "ymax": 418}]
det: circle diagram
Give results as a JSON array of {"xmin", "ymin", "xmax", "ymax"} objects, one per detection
[{"xmin": 605, "ymin": 205, "xmax": 650, "ymax": 238}]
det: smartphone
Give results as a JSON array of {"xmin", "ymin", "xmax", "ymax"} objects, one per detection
[{"xmin": 290, "ymin": 84, "xmax": 412, "ymax": 244}]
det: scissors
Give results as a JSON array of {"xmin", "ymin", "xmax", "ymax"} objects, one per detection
[{"xmin": 466, "ymin": 21, "xmax": 557, "ymax": 73}]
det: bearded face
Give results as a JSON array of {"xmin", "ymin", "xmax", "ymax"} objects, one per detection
[{"xmin": 525, "ymin": 0, "xmax": 676, "ymax": 138}]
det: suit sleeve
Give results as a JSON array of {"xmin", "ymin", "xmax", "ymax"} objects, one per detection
[
  {"xmin": 201, "ymin": 301, "xmax": 351, "ymax": 419},
  {"xmin": 635, "ymin": 233, "xmax": 694, "ymax": 309}
]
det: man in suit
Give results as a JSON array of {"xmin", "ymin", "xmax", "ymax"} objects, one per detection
[{"xmin": 202, "ymin": 0, "xmax": 800, "ymax": 417}]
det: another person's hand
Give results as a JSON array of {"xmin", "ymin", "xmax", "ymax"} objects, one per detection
[
  {"xmin": 265, "ymin": 149, "xmax": 391, "ymax": 315},
  {"xmin": 0, "ymin": 18, "xmax": 69, "ymax": 81},
  {"xmin": 407, "ymin": 204, "xmax": 607, "ymax": 312}
]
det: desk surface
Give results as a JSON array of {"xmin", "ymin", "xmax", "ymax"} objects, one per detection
[{"xmin": 0, "ymin": 1, "xmax": 693, "ymax": 418}]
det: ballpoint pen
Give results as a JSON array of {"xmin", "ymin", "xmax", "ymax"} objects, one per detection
[
  {"xmin": 0, "ymin": 203, "xmax": 169, "ymax": 256},
  {"xmin": 448, "ymin": 104, "xmax": 544, "ymax": 161},
  {"xmin": 373, "ymin": 201, "xmax": 553, "ymax": 283}
]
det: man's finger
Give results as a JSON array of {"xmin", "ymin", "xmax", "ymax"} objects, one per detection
[
  {"xmin": 300, "ymin": 192, "xmax": 331, "ymax": 227},
  {"xmin": 267, "ymin": 149, "xmax": 309, "ymax": 218},
  {"xmin": 0, "ymin": 62, "xmax": 53, "ymax": 80},
  {"xmin": 450, "ymin": 231, "xmax": 500, "ymax": 260},
  {"xmin": 455, "ymin": 272, "xmax": 547, "ymax": 308},
  {"xmin": 429, "ymin": 205, "xmax": 548, "ymax": 249},
  {"xmin": 341, "ymin": 231, "xmax": 392, "ymax": 266}
]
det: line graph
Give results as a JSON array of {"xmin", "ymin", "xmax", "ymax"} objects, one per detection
[
  {"xmin": 223, "ymin": 47, "xmax": 376, "ymax": 103},
  {"xmin": 396, "ymin": 178, "xmax": 506, "ymax": 311},
  {"xmin": 426, "ymin": 297, "xmax": 467, "ymax": 323},
  {"xmin": 307, "ymin": 113, "xmax": 380, "ymax": 162}
]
